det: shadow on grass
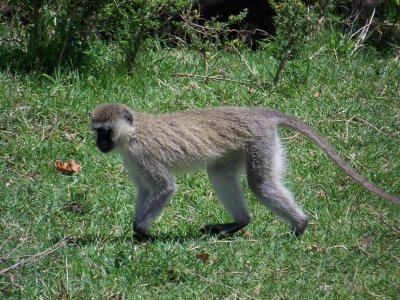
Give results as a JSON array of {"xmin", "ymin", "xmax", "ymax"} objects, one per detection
[
  {"xmin": 61, "ymin": 230, "xmax": 205, "ymax": 247},
  {"xmin": 53, "ymin": 226, "xmax": 282, "ymax": 247}
]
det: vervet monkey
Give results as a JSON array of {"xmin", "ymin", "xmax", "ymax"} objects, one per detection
[{"xmin": 91, "ymin": 103, "xmax": 400, "ymax": 240}]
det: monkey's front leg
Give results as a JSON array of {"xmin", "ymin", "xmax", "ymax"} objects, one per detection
[
  {"xmin": 133, "ymin": 175, "xmax": 176, "ymax": 241},
  {"xmin": 132, "ymin": 189, "xmax": 152, "ymax": 241}
]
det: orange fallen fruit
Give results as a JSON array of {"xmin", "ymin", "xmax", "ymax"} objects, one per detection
[{"xmin": 55, "ymin": 160, "xmax": 80, "ymax": 174}]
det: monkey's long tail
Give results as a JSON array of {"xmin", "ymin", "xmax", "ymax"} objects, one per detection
[{"xmin": 277, "ymin": 113, "xmax": 400, "ymax": 205}]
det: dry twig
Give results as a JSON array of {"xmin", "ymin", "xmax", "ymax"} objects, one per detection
[
  {"xmin": 0, "ymin": 236, "xmax": 71, "ymax": 276},
  {"xmin": 351, "ymin": 8, "xmax": 376, "ymax": 53},
  {"xmin": 174, "ymin": 73, "xmax": 254, "ymax": 85},
  {"xmin": 185, "ymin": 269, "xmax": 256, "ymax": 300}
]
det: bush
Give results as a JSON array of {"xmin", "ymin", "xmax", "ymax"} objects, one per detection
[
  {"xmin": 0, "ymin": 0, "xmax": 108, "ymax": 71},
  {"xmin": 0, "ymin": 0, "xmax": 187, "ymax": 72},
  {"xmin": 0, "ymin": 0, "xmax": 397, "ymax": 74}
]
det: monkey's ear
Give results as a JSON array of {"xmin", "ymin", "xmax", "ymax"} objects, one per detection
[{"xmin": 123, "ymin": 109, "xmax": 133, "ymax": 125}]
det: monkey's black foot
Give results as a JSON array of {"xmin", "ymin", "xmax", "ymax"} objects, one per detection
[
  {"xmin": 293, "ymin": 218, "xmax": 309, "ymax": 237},
  {"xmin": 133, "ymin": 222, "xmax": 155, "ymax": 241},
  {"xmin": 200, "ymin": 221, "xmax": 248, "ymax": 235},
  {"xmin": 133, "ymin": 233, "xmax": 155, "ymax": 242}
]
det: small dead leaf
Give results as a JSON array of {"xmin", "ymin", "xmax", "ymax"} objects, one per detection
[
  {"xmin": 27, "ymin": 172, "xmax": 38, "ymax": 181},
  {"xmin": 110, "ymin": 291, "xmax": 123, "ymax": 300},
  {"xmin": 184, "ymin": 81, "xmax": 198, "ymax": 91},
  {"xmin": 248, "ymin": 88, "xmax": 256, "ymax": 94},
  {"xmin": 313, "ymin": 91, "xmax": 320, "ymax": 97},
  {"xmin": 188, "ymin": 243, "xmax": 200, "ymax": 251},
  {"xmin": 55, "ymin": 160, "xmax": 69, "ymax": 173},
  {"xmin": 316, "ymin": 190, "xmax": 326, "ymax": 198},
  {"xmin": 309, "ymin": 243, "xmax": 325, "ymax": 253},
  {"xmin": 69, "ymin": 160, "xmax": 80, "ymax": 173},
  {"xmin": 65, "ymin": 133, "xmax": 77, "ymax": 141},
  {"xmin": 210, "ymin": 256, "xmax": 219, "ymax": 264},
  {"xmin": 294, "ymin": 176, "xmax": 302, "ymax": 182},
  {"xmin": 196, "ymin": 253, "xmax": 209, "ymax": 263},
  {"xmin": 338, "ymin": 176, "xmax": 351, "ymax": 191},
  {"xmin": 239, "ymin": 228, "xmax": 251, "ymax": 237},
  {"xmin": 64, "ymin": 201, "xmax": 84, "ymax": 214},
  {"xmin": 55, "ymin": 160, "xmax": 80, "ymax": 174},
  {"xmin": 359, "ymin": 238, "xmax": 372, "ymax": 246}
]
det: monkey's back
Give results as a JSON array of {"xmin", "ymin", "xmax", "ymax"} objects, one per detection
[{"xmin": 129, "ymin": 107, "xmax": 275, "ymax": 169}]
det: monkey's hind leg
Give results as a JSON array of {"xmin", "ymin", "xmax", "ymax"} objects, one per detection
[
  {"xmin": 201, "ymin": 153, "xmax": 250, "ymax": 235},
  {"xmin": 246, "ymin": 133, "xmax": 308, "ymax": 236}
]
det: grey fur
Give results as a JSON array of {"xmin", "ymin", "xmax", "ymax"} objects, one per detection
[{"xmin": 91, "ymin": 103, "xmax": 400, "ymax": 239}]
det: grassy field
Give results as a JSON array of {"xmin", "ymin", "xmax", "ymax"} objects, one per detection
[{"xmin": 1, "ymin": 34, "xmax": 399, "ymax": 298}]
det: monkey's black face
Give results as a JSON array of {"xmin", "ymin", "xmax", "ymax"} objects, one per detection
[{"xmin": 95, "ymin": 128, "xmax": 114, "ymax": 153}]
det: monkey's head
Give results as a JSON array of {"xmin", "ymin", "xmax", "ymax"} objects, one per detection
[{"xmin": 90, "ymin": 103, "xmax": 134, "ymax": 153}]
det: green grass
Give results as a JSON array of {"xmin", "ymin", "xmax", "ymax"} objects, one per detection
[{"xmin": 1, "ymin": 35, "xmax": 399, "ymax": 298}]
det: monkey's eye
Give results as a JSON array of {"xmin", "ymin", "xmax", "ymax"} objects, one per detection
[{"xmin": 123, "ymin": 109, "xmax": 133, "ymax": 125}]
